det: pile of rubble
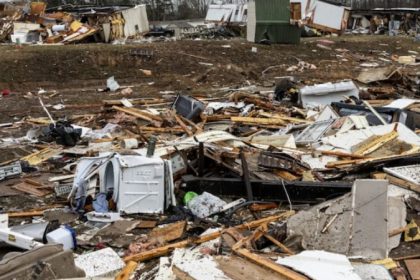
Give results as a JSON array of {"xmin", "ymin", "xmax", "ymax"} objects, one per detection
[
  {"xmin": 0, "ymin": 70, "xmax": 420, "ymax": 278},
  {"xmin": 0, "ymin": 2, "xmax": 149, "ymax": 44}
]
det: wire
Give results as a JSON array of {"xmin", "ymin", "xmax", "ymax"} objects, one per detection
[{"xmin": 281, "ymin": 179, "xmax": 293, "ymax": 211}]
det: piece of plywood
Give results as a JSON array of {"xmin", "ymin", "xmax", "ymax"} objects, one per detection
[
  {"xmin": 404, "ymin": 259, "xmax": 420, "ymax": 280},
  {"xmin": 149, "ymin": 221, "xmax": 186, "ymax": 243}
]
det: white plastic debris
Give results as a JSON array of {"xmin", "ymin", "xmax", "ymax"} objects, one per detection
[{"xmin": 107, "ymin": 76, "xmax": 120, "ymax": 92}]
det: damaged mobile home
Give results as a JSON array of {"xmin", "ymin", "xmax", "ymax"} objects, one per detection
[{"xmin": 1, "ymin": 3, "xmax": 149, "ymax": 44}]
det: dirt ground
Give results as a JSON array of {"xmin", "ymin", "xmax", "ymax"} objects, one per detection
[{"xmin": 1, "ymin": 35, "xmax": 419, "ymax": 124}]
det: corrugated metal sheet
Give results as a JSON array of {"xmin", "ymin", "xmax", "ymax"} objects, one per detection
[
  {"xmin": 255, "ymin": 0, "xmax": 290, "ymax": 23},
  {"xmin": 247, "ymin": 0, "xmax": 301, "ymax": 44}
]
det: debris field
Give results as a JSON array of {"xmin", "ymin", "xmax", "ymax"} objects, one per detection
[{"xmin": 0, "ymin": 35, "xmax": 420, "ymax": 280}]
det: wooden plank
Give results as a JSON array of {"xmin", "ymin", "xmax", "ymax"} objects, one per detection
[
  {"xmin": 138, "ymin": 127, "xmax": 184, "ymax": 133},
  {"xmin": 149, "ymin": 221, "xmax": 186, "ymax": 243},
  {"xmin": 180, "ymin": 115, "xmax": 203, "ymax": 134},
  {"xmin": 386, "ymin": 174, "xmax": 420, "ymax": 193},
  {"xmin": 320, "ymin": 150, "xmax": 369, "ymax": 159},
  {"xmin": 405, "ymin": 259, "xmax": 420, "ymax": 280},
  {"xmin": 23, "ymin": 178, "xmax": 43, "ymax": 186},
  {"xmin": 128, "ymin": 107, "xmax": 163, "ymax": 122},
  {"xmin": 112, "ymin": 106, "xmax": 158, "ymax": 125},
  {"xmin": 104, "ymin": 98, "xmax": 165, "ymax": 106},
  {"xmin": 124, "ymin": 212, "xmax": 294, "ymax": 263},
  {"xmin": 354, "ymin": 131, "xmax": 398, "ymax": 156},
  {"xmin": 21, "ymin": 148, "xmax": 62, "ymax": 166},
  {"xmin": 234, "ymin": 248, "xmax": 308, "ymax": 280},
  {"xmin": 175, "ymin": 114, "xmax": 193, "ymax": 136},
  {"xmin": 8, "ymin": 210, "xmax": 45, "ymax": 218},
  {"xmin": 172, "ymin": 265, "xmax": 196, "ymax": 280},
  {"xmin": 48, "ymin": 174, "xmax": 75, "ymax": 182},
  {"xmin": 12, "ymin": 182, "xmax": 52, "ymax": 197},
  {"xmin": 262, "ymin": 233, "xmax": 295, "ymax": 255},
  {"xmin": 115, "ymin": 261, "xmax": 138, "ymax": 280},
  {"xmin": 273, "ymin": 170, "xmax": 300, "ymax": 181},
  {"xmin": 259, "ymin": 112, "xmax": 311, "ymax": 124},
  {"xmin": 136, "ymin": 220, "xmax": 158, "ymax": 229},
  {"xmin": 231, "ymin": 117, "xmax": 287, "ymax": 126}
]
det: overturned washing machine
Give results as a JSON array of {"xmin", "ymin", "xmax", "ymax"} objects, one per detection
[{"xmin": 69, "ymin": 153, "xmax": 175, "ymax": 214}]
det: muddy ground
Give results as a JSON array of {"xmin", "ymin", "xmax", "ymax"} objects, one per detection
[{"xmin": 0, "ymin": 35, "xmax": 419, "ymax": 124}]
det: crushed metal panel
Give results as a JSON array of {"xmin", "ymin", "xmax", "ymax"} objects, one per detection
[
  {"xmin": 0, "ymin": 161, "xmax": 21, "ymax": 181},
  {"xmin": 316, "ymin": 105, "xmax": 340, "ymax": 122},
  {"xmin": 205, "ymin": 4, "xmax": 236, "ymax": 22},
  {"xmin": 122, "ymin": 5, "xmax": 149, "ymax": 36},
  {"xmin": 276, "ymin": 250, "xmax": 362, "ymax": 280},
  {"xmin": 384, "ymin": 164, "xmax": 420, "ymax": 185},
  {"xmin": 299, "ymin": 80, "xmax": 359, "ymax": 108},
  {"xmin": 312, "ymin": 1, "xmax": 347, "ymax": 31},
  {"xmin": 349, "ymin": 179, "xmax": 388, "ymax": 259},
  {"xmin": 357, "ymin": 67, "xmax": 401, "ymax": 84},
  {"xmin": 295, "ymin": 119, "xmax": 335, "ymax": 145},
  {"xmin": 115, "ymin": 155, "xmax": 171, "ymax": 214}
]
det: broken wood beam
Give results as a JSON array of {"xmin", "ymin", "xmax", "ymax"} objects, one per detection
[
  {"xmin": 112, "ymin": 106, "xmax": 162, "ymax": 127},
  {"xmin": 233, "ymin": 248, "xmax": 308, "ymax": 280},
  {"xmin": 124, "ymin": 212, "xmax": 294, "ymax": 263},
  {"xmin": 115, "ymin": 261, "xmax": 138, "ymax": 280},
  {"xmin": 231, "ymin": 117, "xmax": 287, "ymax": 126},
  {"xmin": 138, "ymin": 127, "xmax": 184, "ymax": 133},
  {"xmin": 354, "ymin": 131, "xmax": 398, "ymax": 156},
  {"xmin": 262, "ymin": 233, "xmax": 295, "ymax": 255},
  {"xmin": 320, "ymin": 150, "xmax": 369, "ymax": 159},
  {"xmin": 8, "ymin": 210, "xmax": 45, "ymax": 218},
  {"xmin": 104, "ymin": 98, "xmax": 165, "ymax": 106},
  {"xmin": 175, "ymin": 114, "xmax": 193, "ymax": 136}
]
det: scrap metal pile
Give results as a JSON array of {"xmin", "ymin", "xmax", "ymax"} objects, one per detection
[{"xmin": 0, "ymin": 70, "xmax": 420, "ymax": 278}]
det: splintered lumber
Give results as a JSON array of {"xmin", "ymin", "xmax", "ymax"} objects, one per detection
[
  {"xmin": 234, "ymin": 248, "xmax": 308, "ymax": 280},
  {"xmin": 104, "ymin": 98, "xmax": 165, "ymax": 106},
  {"xmin": 175, "ymin": 115, "xmax": 193, "ymax": 136},
  {"xmin": 172, "ymin": 266, "xmax": 196, "ymax": 280},
  {"xmin": 138, "ymin": 127, "xmax": 184, "ymax": 133},
  {"xmin": 354, "ymin": 131, "xmax": 398, "ymax": 156},
  {"xmin": 115, "ymin": 261, "xmax": 138, "ymax": 280},
  {"xmin": 8, "ymin": 210, "xmax": 45, "ymax": 218},
  {"xmin": 385, "ymin": 174, "xmax": 420, "ymax": 193},
  {"xmin": 262, "ymin": 233, "xmax": 295, "ymax": 255},
  {"xmin": 320, "ymin": 150, "xmax": 369, "ymax": 159},
  {"xmin": 259, "ymin": 112, "xmax": 311, "ymax": 124},
  {"xmin": 13, "ymin": 181, "xmax": 52, "ymax": 197},
  {"xmin": 128, "ymin": 108, "xmax": 163, "ymax": 122},
  {"xmin": 202, "ymin": 114, "xmax": 231, "ymax": 122},
  {"xmin": 21, "ymin": 148, "xmax": 62, "ymax": 166},
  {"xmin": 231, "ymin": 117, "xmax": 287, "ymax": 126},
  {"xmin": 362, "ymin": 100, "xmax": 387, "ymax": 125},
  {"xmin": 124, "ymin": 211, "xmax": 294, "ymax": 263},
  {"xmin": 149, "ymin": 221, "xmax": 186, "ymax": 243},
  {"xmin": 180, "ymin": 115, "xmax": 203, "ymax": 134},
  {"xmin": 112, "ymin": 106, "xmax": 162, "ymax": 127}
]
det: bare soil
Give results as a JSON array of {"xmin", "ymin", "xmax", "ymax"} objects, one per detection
[{"xmin": 0, "ymin": 35, "xmax": 418, "ymax": 123}]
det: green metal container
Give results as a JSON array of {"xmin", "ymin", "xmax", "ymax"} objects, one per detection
[{"xmin": 249, "ymin": 0, "xmax": 301, "ymax": 44}]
